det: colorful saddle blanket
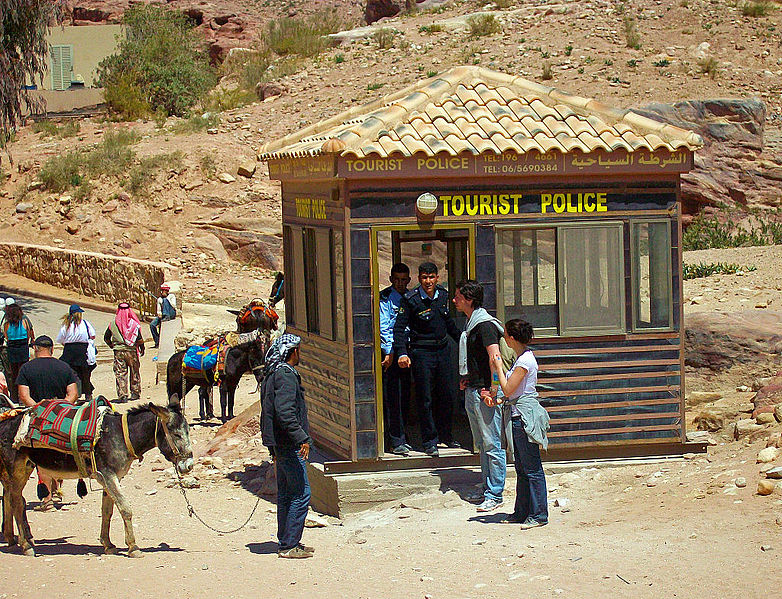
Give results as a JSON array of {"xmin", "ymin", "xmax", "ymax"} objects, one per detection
[
  {"xmin": 237, "ymin": 299, "xmax": 279, "ymax": 330},
  {"xmin": 28, "ymin": 397, "xmax": 112, "ymax": 453},
  {"xmin": 183, "ymin": 343, "xmax": 219, "ymax": 371}
]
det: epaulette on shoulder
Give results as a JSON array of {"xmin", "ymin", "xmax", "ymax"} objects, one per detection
[{"xmin": 404, "ymin": 288, "xmax": 419, "ymax": 301}]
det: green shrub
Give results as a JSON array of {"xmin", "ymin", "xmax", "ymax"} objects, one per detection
[
  {"xmin": 39, "ymin": 151, "xmax": 84, "ymax": 192},
  {"xmin": 171, "ymin": 113, "xmax": 220, "ymax": 135},
  {"xmin": 199, "ymin": 154, "xmax": 217, "ymax": 180},
  {"xmin": 682, "ymin": 211, "xmax": 782, "ymax": 250},
  {"xmin": 125, "ymin": 151, "xmax": 183, "ymax": 196},
  {"xmin": 266, "ymin": 9, "xmax": 343, "ymax": 58},
  {"xmin": 84, "ymin": 129, "xmax": 139, "ymax": 178},
  {"xmin": 204, "ymin": 87, "xmax": 257, "ymax": 112},
  {"xmin": 466, "ymin": 14, "xmax": 501, "ymax": 38},
  {"xmin": 627, "ymin": 59, "xmax": 638, "ymax": 67},
  {"xmin": 494, "ymin": 0, "xmax": 514, "ymax": 7},
  {"xmin": 683, "ymin": 262, "xmax": 757, "ymax": 280},
  {"xmin": 334, "ymin": 53, "xmax": 345, "ymax": 64},
  {"xmin": 623, "ymin": 15, "xmax": 641, "ymax": 49},
  {"xmin": 101, "ymin": 72, "xmax": 151, "ymax": 120},
  {"xmin": 367, "ymin": 82, "xmax": 385, "ymax": 91},
  {"xmin": 653, "ymin": 58, "xmax": 670, "ymax": 67},
  {"xmin": 374, "ymin": 28, "xmax": 396, "ymax": 49},
  {"xmin": 419, "ymin": 24, "xmax": 444, "ymax": 34},
  {"xmin": 426, "ymin": 70, "xmax": 438, "ymax": 78},
  {"xmin": 698, "ymin": 56, "xmax": 719, "ymax": 78},
  {"xmin": 564, "ymin": 44, "xmax": 573, "ymax": 56},
  {"xmin": 32, "ymin": 120, "xmax": 82, "ymax": 138},
  {"xmin": 741, "ymin": 1, "xmax": 774, "ymax": 17},
  {"xmin": 98, "ymin": 4, "xmax": 215, "ymax": 118}
]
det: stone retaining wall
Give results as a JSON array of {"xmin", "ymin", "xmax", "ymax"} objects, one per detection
[{"xmin": 0, "ymin": 242, "xmax": 178, "ymax": 317}]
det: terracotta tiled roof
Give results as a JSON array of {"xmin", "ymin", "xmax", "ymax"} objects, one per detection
[{"xmin": 259, "ymin": 66, "xmax": 702, "ymax": 160}]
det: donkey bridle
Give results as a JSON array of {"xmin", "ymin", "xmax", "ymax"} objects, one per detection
[{"xmin": 121, "ymin": 411, "xmax": 183, "ymax": 463}]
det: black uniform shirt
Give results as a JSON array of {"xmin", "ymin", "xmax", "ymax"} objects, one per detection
[{"xmin": 393, "ymin": 285, "xmax": 460, "ymax": 355}]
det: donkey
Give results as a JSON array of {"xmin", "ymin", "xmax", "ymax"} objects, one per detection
[
  {"xmin": 166, "ymin": 332, "xmax": 270, "ymax": 423},
  {"xmin": 229, "ymin": 300, "xmax": 278, "ymax": 334},
  {"xmin": 0, "ymin": 396, "xmax": 193, "ymax": 557}
]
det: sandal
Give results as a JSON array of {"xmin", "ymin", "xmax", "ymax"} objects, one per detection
[{"xmin": 34, "ymin": 498, "xmax": 54, "ymax": 512}]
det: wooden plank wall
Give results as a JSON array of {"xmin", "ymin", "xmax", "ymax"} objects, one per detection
[
  {"xmin": 533, "ymin": 333, "xmax": 683, "ymax": 447},
  {"xmin": 287, "ymin": 327, "xmax": 353, "ymax": 459}
]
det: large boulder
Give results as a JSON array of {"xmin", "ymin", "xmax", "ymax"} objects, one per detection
[
  {"xmin": 753, "ymin": 372, "xmax": 782, "ymax": 418},
  {"xmin": 635, "ymin": 99, "xmax": 781, "ymax": 215},
  {"xmin": 685, "ymin": 311, "xmax": 782, "ymax": 371},
  {"xmin": 365, "ymin": 0, "xmax": 409, "ymax": 24}
]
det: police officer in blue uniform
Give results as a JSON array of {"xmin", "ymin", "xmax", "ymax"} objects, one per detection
[
  {"xmin": 379, "ymin": 263, "xmax": 412, "ymax": 456},
  {"xmin": 393, "ymin": 262, "xmax": 461, "ymax": 457}
]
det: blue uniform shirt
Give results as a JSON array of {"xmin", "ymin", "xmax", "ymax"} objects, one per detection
[{"xmin": 379, "ymin": 286, "xmax": 404, "ymax": 355}]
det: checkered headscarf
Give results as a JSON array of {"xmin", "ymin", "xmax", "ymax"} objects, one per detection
[{"xmin": 263, "ymin": 333, "xmax": 301, "ymax": 377}]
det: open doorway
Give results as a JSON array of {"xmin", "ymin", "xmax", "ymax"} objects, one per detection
[{"xmin": 373, "ymin": 225, "xmax": 475, "ymax": 458}]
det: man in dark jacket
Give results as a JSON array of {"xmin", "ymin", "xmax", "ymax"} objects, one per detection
[
  {"xmin": 261, "ymin": 333, "xmax": 314, "ymax": 559},
  {"xmin": 393, "ymin": 262, "xmax": 461, "ymax": 456}
]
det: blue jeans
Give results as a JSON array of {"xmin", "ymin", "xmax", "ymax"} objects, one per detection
[
  {"xmin": 275, "ymin": 449, "xmax": 311, "ymax": 551},
  {"xmin": 464, "ymin": 387, "xmax": 506, "ymax": 502},
  {"xmin": 512, "ymin": 417, "xmax": 548, "ymax": 523}
]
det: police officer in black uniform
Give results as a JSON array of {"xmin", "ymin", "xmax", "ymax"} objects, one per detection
[{"xmin": 393, "ymin": 262, "xmax": 461, "ymax": 457}]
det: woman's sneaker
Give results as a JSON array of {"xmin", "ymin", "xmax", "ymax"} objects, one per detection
[
  {"xmin": 519, "ymin": 518, "xmax": 547, "ymax": 530},
  {"xmin": 476, "ymin": 498, "xmax": 503, "ymax": 512},
  {"xmin": 278, "ymin": 545, "xmax": 313, "ymax": 559}
]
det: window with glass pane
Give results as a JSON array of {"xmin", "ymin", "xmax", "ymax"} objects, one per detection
[
  {"xmin": 302, "ymin": 228, "xmax": 319, "ymax": 334},
  {"xmin": 282, "ymin": 225, "xmax": 295, "ymax": 325},
  {"xmin": 496, "ymin": 228, "xmax": 558, "ymax": 330},
  {"xmin": 633, "ymin": 221, "xmax": 671, "ymax": 329},
  {"xmin": 559, "ymin": 225, "xmax": 624, "ymax": 334},
  {"xmin": 332, "ymin": 230, "xmax": 346, "ymax": 343}
]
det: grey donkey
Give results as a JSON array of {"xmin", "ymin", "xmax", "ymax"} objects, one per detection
[{"xmin": 0, "ymin": 395, "xmax": 193, "ymax": 557}]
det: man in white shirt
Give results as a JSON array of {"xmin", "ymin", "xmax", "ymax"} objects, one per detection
[{"xmin": 150, "ymin": 283, "xmax": 177, "ymax": 349}]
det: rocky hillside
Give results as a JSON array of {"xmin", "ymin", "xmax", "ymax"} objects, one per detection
[{"xmin": 1, "ymin": 0, "xmax": 781, "ymax": 303}]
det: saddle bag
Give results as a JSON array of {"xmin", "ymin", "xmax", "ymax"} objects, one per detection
[{"xmin": 183, "ymin": 344, "xmax": 218, "ymax": 371}]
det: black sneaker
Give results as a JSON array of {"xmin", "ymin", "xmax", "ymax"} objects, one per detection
[
  {"xmin": 392, "ymin": 445, "xmax": 410, "ymax": 456},
  {"xmin": 424, "ymin": 446, "xmax": 439, "ymax": 457},
  {"xmin": 445, "ymin": 440, "xmax": 462, "ymax": 449}
]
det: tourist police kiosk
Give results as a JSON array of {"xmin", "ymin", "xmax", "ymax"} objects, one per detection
[{"xmin": 260, "ymin": 66, "xmax": 703, "ymax": 472}]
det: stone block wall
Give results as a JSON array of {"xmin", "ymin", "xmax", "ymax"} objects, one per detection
[{"xmin": 0, "ymin": 242, "xmax": 178, "ymax": 317}]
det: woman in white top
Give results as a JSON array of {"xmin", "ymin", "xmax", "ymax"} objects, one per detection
[
  {"xmin": 490, "ymin": 319, "xmax": 549, "ymax": 529},
  {"xmin": 56, "ymin": 304, "xmax": 96, "ymax": 401}
]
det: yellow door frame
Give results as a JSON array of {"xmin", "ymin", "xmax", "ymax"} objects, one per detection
[{"xmin": 369, "ymin": 222, "xmax": 477, "ymax": 458}]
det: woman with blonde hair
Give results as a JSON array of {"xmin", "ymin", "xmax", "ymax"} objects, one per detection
[{"xmin": 56, "ymin": 304, "xmax": 96, "ymax": 401}]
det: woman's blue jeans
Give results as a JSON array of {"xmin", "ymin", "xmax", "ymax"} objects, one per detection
[
  {"xmin": 511, "ymin": 417, "xmax": 548, "ymax": 523},
  {"xmin": 275, "ymin": 449, "xmax": 311, "ymax": 551},
  {"xmin": 464, "ymin": 387, "xmax": 506, "ymax": 502}
]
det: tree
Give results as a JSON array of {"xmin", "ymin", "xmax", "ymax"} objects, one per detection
[
  {"xmin": 97, "ymin": 4, "xmax": 216, "ymax": 118},
  {"xmin": 0, "ymin": 0, "xmax": 64, "ymax": 148}
]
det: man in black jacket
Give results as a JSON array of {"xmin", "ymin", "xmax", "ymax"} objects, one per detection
[
  {"xmin": 393, "ymin": 262, "xmax": 461, "ymax": 457},
  {"xmin": 261, "ymin": 333, "xmax": 314, "ymax": 559}
]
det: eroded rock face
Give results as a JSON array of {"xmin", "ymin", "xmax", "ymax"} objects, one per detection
[
  {"xmin": 365, "ymin": 0, "xmax": 407, "ymax": 24},
  {"xmin": 684, "ymin": 310, "xmax": 782, "ymax": 371},
  {"xmin": 635, "ymin": 98, "xmax": 781, "ymax": 215}
]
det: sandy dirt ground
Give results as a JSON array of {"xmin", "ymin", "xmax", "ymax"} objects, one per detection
[{"xmin": 2, "ymin": 249, "xmax": 782, "ymax": 599}]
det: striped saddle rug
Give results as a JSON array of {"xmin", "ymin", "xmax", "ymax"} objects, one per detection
[{"xmin": 21, "ymin": 397, "xmax": 112, "ymax": 453}]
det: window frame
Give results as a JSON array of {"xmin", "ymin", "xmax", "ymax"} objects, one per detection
[
  {"xmin": 495, "ymin": 220, "xmax": 627, "ymax": 338},
  {"xmin": 495, "ymin": 224, "xmax": 559, "ymax": 338},
  {"xmin": 630, "ymin": 218, "xmax": 674, "ymax": 332}
]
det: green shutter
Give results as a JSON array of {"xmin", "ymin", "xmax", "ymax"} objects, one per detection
[{"xmin": 50, "ymin": 45, "xmax": 73, "ymax": 90}]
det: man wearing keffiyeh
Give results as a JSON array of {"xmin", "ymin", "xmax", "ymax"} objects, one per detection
[
  {"xmin": 260, "ymin": 333, "xmax": 314, "ymax": 558},
  {"xmin": 103, "ymin": 302, "xmax": 145, "ymax": 402}
]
